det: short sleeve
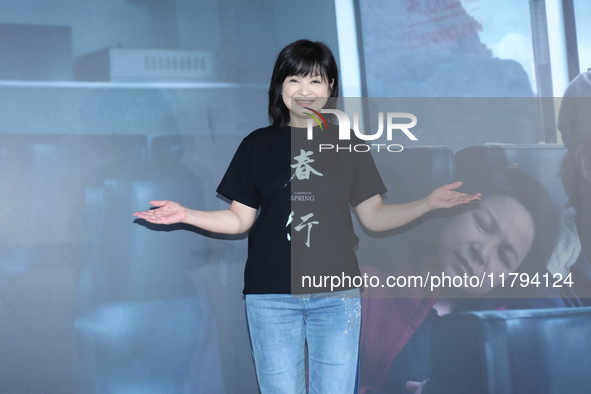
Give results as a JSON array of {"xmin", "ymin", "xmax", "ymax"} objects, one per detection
[
  {"xmin": 216, "ymin": 137, "xmax": 260, "ymax": 209},
  {"xmin": 349, "ymin": 149, "xmax": 387, "ymax": 207}
]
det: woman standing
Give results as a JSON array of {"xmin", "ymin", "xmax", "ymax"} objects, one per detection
[{"xmin": 134, "ymin": 39, "xmax": 478, "ymax": 393}]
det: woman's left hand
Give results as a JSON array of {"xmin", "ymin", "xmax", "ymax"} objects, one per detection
[{"xmin": 426, "ymin": 181, "xmax": 481, "ymax": 210}]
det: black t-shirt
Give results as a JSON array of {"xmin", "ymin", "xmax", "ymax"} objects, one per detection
[{"xmin": 217, "ymin": 124, "xmax": 386, "ymax": 294}]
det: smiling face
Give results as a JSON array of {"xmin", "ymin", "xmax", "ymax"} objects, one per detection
[
  {"xmin": 281, "ymin": 73, "xmax": 332, "ymax": 128},
  {"xmin": 436, "ymin": 195, "xmax": 535, "ymax": 294}
]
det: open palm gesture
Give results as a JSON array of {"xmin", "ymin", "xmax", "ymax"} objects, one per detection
[
  {"xmin": 133, "ymin": 200, "xmax": 187, "ymax": 225},
  {"xmin": 426, "ymin": 181, "xmax": 481, "ymax": 210}
]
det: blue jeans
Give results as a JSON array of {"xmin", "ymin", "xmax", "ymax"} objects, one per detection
[{"xmin": 245, "ymin": 288, "xmax": 361, "ymax": 393}]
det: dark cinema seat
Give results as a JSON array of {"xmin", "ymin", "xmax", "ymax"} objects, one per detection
[{"xmin": 429, "ymin": 307, "xmax": 591, "ymax": 394}]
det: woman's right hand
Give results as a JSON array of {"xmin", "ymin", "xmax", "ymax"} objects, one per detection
[{"xmin": 133, "ymin": 200, "xmax": 187, "ymax": 225}]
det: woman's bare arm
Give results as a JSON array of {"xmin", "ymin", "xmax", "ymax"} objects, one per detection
[
  {"xmin": 355, "ymin": 181, "xmax": 480, "ymax": 232},
  {"xmin": 134, "ymin": 200, "xmax": 257, "ymax": 235}
]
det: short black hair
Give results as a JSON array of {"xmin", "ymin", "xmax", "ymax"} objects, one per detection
[{"xmin": 268, "ymin": 39, "xmax": 339, "ymax": 126}]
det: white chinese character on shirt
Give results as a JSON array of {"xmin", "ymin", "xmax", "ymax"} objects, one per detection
[
  {"xmin": 290, "ymin": 149, "xmax": 323, "ymax": 181},
  {"xmin": 286, "ymin": 210, "xmax": 319, "ymax": 248}
]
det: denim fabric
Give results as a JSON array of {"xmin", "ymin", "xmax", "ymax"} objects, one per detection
[{"xmin": 246, "ymin": 288, "xmax": 361, "ymax": 393}]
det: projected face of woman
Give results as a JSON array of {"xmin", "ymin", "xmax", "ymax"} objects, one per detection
[{"xmin": 436, "ymin": 195, "xmax": 535, "ymax": 294}]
